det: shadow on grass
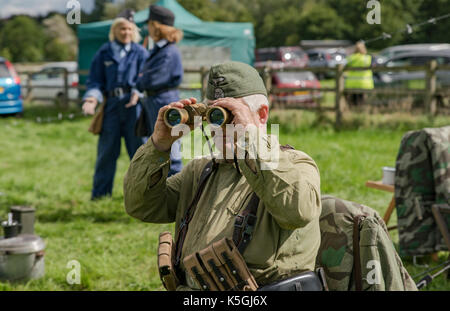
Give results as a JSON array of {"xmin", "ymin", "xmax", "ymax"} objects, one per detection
[
  {"xmin": 36, "ymin": 208, "xmax": 133, "ymax": 224},
  {"xmin": 0, "ymin": 195, "xmax": 133, "ymax": 224},
  {"xmin": 7, "ymin": 103, "xmax": 87, "ymax": 123}
]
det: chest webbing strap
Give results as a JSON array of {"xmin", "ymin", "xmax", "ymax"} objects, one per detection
[
  {"xmin": 174, "ymin": 161, "xmax": 217, "ymax": 267},
  {"xmin": 233, "ymin": 193, "xmax": 260, "ymax": 254},
  {"xmin": 174, "ymin": 160, "xmax": 262, "ymax": 268}
]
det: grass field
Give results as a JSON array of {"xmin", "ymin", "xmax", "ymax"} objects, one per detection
[{"xmin": 0, "ymin": 104, "xmax": 449, "ymax": 291}]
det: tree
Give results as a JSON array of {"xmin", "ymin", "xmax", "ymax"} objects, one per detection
[
  {"xmin": 297, "ymin": 3, "xmax": 351, "ymax": 41},
  {"xmin": 42, "ymin": 14, "xmax": 77, "ymax": 61},
  {"xmin": 103, "ymin": 0, "xmax": 156, "ymax": 20},
  {"xmin": 178, "ymin": 0, "xmax": 215, "ymax": 21},
  {"xmin": 408, "ymin": 0, "xmax": 450, "ymax": 43},
  {"xmin": 0, "ymin": 16, "xmax": 45, "ymax": 62}
]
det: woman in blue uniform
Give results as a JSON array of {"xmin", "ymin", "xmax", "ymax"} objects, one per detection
[
  {"xmin": 135, "ymin": 5, "xmax": 184, "ymax": 176},
  {"xmin": 82, "ymin": 10, "xmax": 149, "ymax": 200}
]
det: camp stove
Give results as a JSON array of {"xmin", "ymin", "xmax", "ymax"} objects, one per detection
[{"xmin": 0, "ymin": 206, "xmax": 45, "ymax": 282}]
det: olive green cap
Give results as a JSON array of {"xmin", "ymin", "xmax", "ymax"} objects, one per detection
[{"xmin": 206, "ymin": 61, "xmax": 268, "ymax": 100}]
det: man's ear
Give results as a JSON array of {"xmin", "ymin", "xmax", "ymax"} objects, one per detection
[{"xmin": 258, "ymin": 105, "xmax": 269, "ymax": 124}]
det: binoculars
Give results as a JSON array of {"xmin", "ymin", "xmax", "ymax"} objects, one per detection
[{"xmin": 164, "ymin": 103, "xmax": 232, "ymax": 128}]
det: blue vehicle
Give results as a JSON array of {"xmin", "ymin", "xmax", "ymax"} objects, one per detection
[{"xmin": 0, "ymin": 57, "xmax": 23, "ymax": 115}]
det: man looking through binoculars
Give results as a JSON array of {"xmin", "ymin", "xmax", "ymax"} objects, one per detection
[{"xmin": 123, "ymin": 61, "xmax": 322, "ymax": 291}]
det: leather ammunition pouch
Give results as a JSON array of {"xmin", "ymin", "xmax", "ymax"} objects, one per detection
[
  {"xmin": 258, "ymin": 271, "xmax": 323, "ymax": 291},
  {"xmin": 183, "ymin": 237, "xmax": 258, "ymax": 291},
  {"xmin": 157, "ymin": 231, "xmax": 179, "ymax": 291}
]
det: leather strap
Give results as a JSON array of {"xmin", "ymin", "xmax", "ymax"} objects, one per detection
[
  {"xmin": 174, "ymin": 161, "xmax": 217, "ymax": 267},
  {"xmin": 352, "ymin": 215, "xmax": 363, "ymax": 291},
  {"xmin": 233, "ymin": 192, "xmax": 260, "ymax": 254}
]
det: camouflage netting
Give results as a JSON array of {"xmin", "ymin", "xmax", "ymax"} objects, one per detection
[
  {"xmin": 395, "ymin": 126, "xmax": 450, "ymax": 257},
  {"xmin": 316, "ymin": 195, "xmax": 417, "ymax": 291}
]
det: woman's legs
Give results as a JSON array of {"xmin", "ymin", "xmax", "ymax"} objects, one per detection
[
  {"xmin": 122, "ymin": 104, "xmax": 143, "ymax": 160},
  {"xmin": 92, "ymin": 108, "xmax": 121, "ymax": 200}
]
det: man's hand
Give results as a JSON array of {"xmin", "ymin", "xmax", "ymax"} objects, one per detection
[
  {"xmin": 151, "ymin": 97, "xmax": 198, "ymax": 152},
  {"xmin": 125, "ymin": 93, "xmax": 139, "ymax": 108},
  {"xmin": 82, "ymin": 97, "xmax": 98, "ymax": 115},
  {"xmin": 211, "ymin": 97, "xmax": 260, "ymax": 128}
]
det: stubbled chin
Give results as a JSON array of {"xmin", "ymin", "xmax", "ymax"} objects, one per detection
[{"xmin": 212, "ymin": 136, "xmax": 235, "ymax": 158}]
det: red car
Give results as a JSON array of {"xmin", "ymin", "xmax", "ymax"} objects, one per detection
[
  {"xmin": 270, "ymin": 71, "xmax": 321, "ymax": 106},
  {"xmin": 254, "ymin": 46, "xmax": 309, "ymax": 69}
]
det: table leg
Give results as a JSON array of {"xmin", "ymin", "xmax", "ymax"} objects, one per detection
[{"xmin": 383, "ymin": 196, "xmax": 396, "ymax": 225}]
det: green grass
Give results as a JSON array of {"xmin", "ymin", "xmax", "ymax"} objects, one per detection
[{"xmin": 0, "ymin": 104, "xmax": 449, "ymax": 291}]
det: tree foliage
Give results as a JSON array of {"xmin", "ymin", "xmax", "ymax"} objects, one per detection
[
  {"xmin": 1, "ymin": 0, "xmax": 449, "ymax": 62},
  {"xmin": 0, "ymin": 16, "xmax": 45, "ymax": 62},
  {"xmin": 0, "ymin": 15, "xmax": 78, "ymax": 62}
]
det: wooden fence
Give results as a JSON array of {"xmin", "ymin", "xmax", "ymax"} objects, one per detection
[{"xmin": 18, "ymin": 60, "xmax": 450, "ymax": 128}]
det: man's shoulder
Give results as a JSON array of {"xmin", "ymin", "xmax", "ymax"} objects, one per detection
[{"xmin": 278, "ymin": 144, "xmax": 317, "ymax": 166}]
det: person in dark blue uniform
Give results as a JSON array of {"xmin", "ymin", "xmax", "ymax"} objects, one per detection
[
  {"xmin": 82, "ymin": 10, "xmax": 149, "ymax": 200},
  {"xmin": 135, "ymin": 5, "xmax": 184, "ymax": 176}
]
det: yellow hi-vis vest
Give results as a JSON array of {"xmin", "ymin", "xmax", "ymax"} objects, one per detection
[{"xmin": 345, "ymin": 53, "xmax": 374, "ymax": 89}]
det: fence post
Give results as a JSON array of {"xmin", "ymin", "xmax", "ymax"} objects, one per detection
[
  {"xmin": 25, "ymin": 72, "xmax": 33, "ymax": 103},
  {"xmin": 425, "ymin": 60, "xmax": 437, "ymax": 117},
  {"xmin": 335, "ymin": 64, "xmax": 345, "ymax": 129},
  {"xmin": 200, "ymin": 66, "xmax": 209, "ymax": 100},
  {"xmin": 63, "ymin": 68, "xmax": 69, "ymax": 108}
]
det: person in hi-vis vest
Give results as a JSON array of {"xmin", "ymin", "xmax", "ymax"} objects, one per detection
[{"xmin": 344, "ymin": 41, "xmax": 374, "ymax": 106}]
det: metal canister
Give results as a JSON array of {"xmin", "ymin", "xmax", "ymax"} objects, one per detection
[
  {"xmin": 0, "ymin": 234, "xmax": 45, "ymax": 282},
  {"xmin": 10, "ymin": 206, "xmax": 35, "ymax": 235}
]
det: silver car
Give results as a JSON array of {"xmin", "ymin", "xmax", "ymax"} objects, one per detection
[
  {"xmin": 375, "ymin": 43, "xmax": 450, "ymax": 66},
  {"xmin": 23, "ymin": 62, "xmax": 79, "ymax": 103},
  {"xmin": 374, "ymin": 51, "xmax": 450, "ymax": 89}
]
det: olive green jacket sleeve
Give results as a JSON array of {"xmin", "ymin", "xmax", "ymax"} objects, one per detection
[
  {"xmin": 235, "ymin": 133, "xmax": 321, "ymax": 230},
  {"xmin": 123, "ymin": 139, "xmax": 185, "ymax": 223}
]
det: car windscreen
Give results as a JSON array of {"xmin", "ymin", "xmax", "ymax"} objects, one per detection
[
  {"xmin": 0, "ymin": 62, "xmax": 11, "ymax": 78},
  {"xmin": 283, "ymin": 50, "xmax": 305, "ymax": 61},
  {"xmin": 387, "ymin": 56, "xmax": 445, "ymax": 67},
  {"xmin": 307, "ymin": 52, "xmax": 324, "ymax": 61},
  {"xmin": 276, "ymin": 71, "xmax": 315, "ymax": 83},
  {"xmin": 256, "ymin": 51, "xmax": 280, "ymax": 62}
]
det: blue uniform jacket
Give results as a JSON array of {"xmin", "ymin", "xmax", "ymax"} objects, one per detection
[
  {"xmin": 84, "ymin": 41, "xmax": 150, "ymax": 103},
  {"xmin": 135, "ymin": 41, "xmax": 183, "ymax": 135}
]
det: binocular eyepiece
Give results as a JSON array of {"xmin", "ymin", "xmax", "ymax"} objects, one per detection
[{"xmin": 164, "ymin": 103, "xmax": 232, "ymax": 128}]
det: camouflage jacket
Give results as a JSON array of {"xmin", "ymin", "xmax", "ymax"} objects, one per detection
[
  {"xmin": 395, "ymin": 126, "xmax": 450, "ymax": 257},
  {"xmin": 316, "ymin": 195, "xmax": 417, "ymax": 291}
]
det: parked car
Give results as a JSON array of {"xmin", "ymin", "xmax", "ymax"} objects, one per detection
[
  {"xmin": 24, "ymin": 61, "xmax": 79, "ymax": 103},
  {"xmin": 374, "ymin": 43, "xmax": 450, "ymax": 66},
  {"xmin": 0, "ymin": 57, "xmax": 23, "ymax": 116},
  {"xmin": 374, "ymin": 51, "xmax": 450, "ymax": 89},
  {"xmin": 254, "ymin": 46, "xmax": 309, "ymax": 69},
  {"xmin": 306, "ymin": 48, "xmax": 347, "ymax": 79},
  {"xmin": 270, "ymin": 71, "xmax": 321, "ymax": 106}
]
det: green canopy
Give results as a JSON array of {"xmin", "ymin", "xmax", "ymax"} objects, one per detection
[{"xmin": 77, "ymin": 0, "xmax": 255, "ymax": 77}]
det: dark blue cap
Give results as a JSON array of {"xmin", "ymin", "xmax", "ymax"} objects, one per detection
[{"xmin": 147, "ymin": 5, "xmax": 175, "ymax": 26}]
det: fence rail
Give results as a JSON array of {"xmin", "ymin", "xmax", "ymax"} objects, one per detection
[{"xmin": 18, "ymin": 60, "xmax": 448, "ymax": 127}]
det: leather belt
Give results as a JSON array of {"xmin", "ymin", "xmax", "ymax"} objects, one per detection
[
  {"xmin": 145, "ymin": 87, "xmax": 178, "ymax": 97},
  {"xmin": 106, "ymin": 87, "xmax": 131, "ymax": 98}
]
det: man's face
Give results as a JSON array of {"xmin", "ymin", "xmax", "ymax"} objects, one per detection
[
  {"xmin": 114, "ymin": 21, "xmax": 134, "ymax": 44},
  {"xmin": 205, "ymin": 98, "xmax": 266, "ymax": 160}
]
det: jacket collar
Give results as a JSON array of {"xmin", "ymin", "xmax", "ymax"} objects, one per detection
[{"xmin": 108, "ymin": 41, "xmax": 136, "ymax": 62}]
